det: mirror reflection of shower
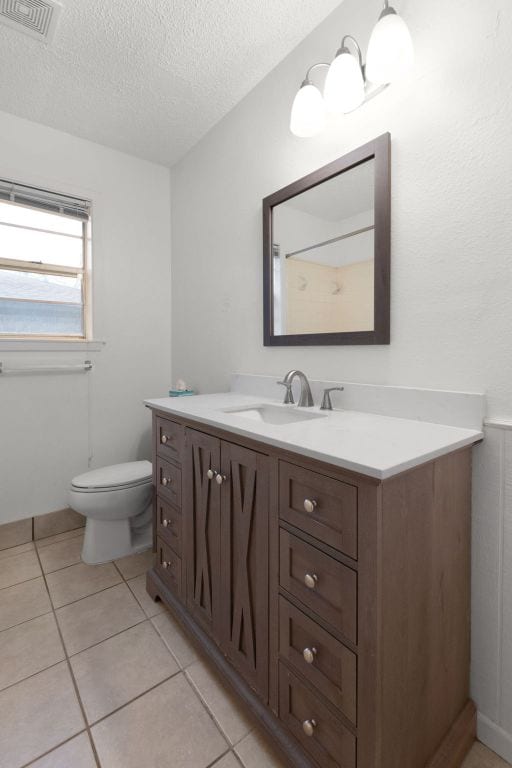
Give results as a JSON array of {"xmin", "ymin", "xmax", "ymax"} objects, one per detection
[{"xmin": 272, "ymin": 158, "xmax": 375, "ymax": 336}]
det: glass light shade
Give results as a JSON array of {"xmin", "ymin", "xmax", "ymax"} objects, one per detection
[
  {"xmin": 366, "ymin": 11, "xmax": 414, "ymax": 85},
  {"xmin": 324, "ymin": 51, "xmax": 365, "ymax": 114},
  {"xmin": 289, "ymin": 83, "xmax": 326, "ymax": 138}
]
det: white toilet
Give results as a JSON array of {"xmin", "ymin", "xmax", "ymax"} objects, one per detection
[{"xmin": 69, "ymin": 460, "xmax": 153, "ymax": 565}]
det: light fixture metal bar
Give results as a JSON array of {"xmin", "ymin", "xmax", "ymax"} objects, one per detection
[{"xmin": 286, "ymin": 224, "xmax": 375, "ymax": 259}]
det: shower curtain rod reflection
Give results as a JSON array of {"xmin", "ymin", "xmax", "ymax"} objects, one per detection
[{"xmin": 285, "ymin": 224, "xmax": 375, "ymax": 258}]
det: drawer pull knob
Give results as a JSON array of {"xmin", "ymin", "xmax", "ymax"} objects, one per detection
[
  {"xmin": 162, "ymin": 476, "xmax": 172, "ymax": 487},
  {"xmin": 215, "ymin": 474, "xmax": 227, "ymax": 486},
  {"xmin": 161, "ymin": 434, "xmax": 169, "ymax": 444},
  {"xmin": 162, "ymin": 560, "xmax": 170, "ymax": 569},
  {"xmin": 303, "ymin": 647, "xmax": 317, "ymax": 664},
  {"xmin": 206, "ymin": 469, "xmax": 218, "ymax": 480},
  {"xmin": 304, "ymin": 573, "xmax": 318, "ymax": 589},
  {"xmin": 302, "ymin": 719, "xmax": 317, "ymax": 737},
  {"xmin": 162, "ymin": 518, "xmax": 171, "ymax": 528},
  {"xmin": 304, "ymin": 498, "xmax": 317, "ymax": 514}
]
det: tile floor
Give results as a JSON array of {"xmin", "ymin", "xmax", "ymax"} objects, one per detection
[{"xmin": 0, "ymin": 531, "xmax": 509, "ymax": 768}]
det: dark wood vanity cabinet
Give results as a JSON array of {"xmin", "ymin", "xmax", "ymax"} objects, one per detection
[
  {"xmin": 147, "ymin": 408, "xmax": 476, "ymax": 768},
  {"xmin": 176, "ymin": 426, "xmax": 270, "ymax": 698}
]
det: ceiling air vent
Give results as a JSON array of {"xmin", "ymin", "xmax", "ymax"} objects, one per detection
[{"xmin": 0, "ymin": 0, "xmax": 62, "ymax": 42}]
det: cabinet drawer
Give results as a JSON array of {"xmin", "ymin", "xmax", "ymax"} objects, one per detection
[
  {"xmin": 279, "ymin": 530, "xmax": 357, "ymax": 644},
  {"xmin": 155, "ymin": 537, "xmax": 182, "ymax": 598},
  {"xmin": 279, "ymin": 597, "xmax": 356, "ymax": 724},
  {"xmin": 156, "ymin": 416, "xmax": 184, "ymax": 464},
  {"xmin": 156, "ymin": 458, "xmax": 181, "ymax": 508},
  {"xmin": 155, "ymin": 497, "xmax": 181, "ymax": 556},
  {"xmin": 279, "ymin": 462, "xmax": 357, "ymax": 560},
  {"xmin": 279, "ymin": 664, "xmax": 356, "ymax": 768}
]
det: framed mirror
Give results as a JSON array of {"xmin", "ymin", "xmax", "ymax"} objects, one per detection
[{"xmin": 263, "ymin": 133, "xmax": 390, "ymax": 346}]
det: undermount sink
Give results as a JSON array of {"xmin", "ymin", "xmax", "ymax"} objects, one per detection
[{"xmin": 221, "ymin": 404, "xmax": 326, "ymax": 426}]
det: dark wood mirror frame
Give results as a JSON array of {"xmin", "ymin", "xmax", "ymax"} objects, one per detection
[{"xmin": 263, "ymin": 133, "xmax": 391, "ymax": 346}]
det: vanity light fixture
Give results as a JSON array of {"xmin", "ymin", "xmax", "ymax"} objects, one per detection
[{"xmin": 290, "ymin": 0, "xmax": 413, "ymax": 137}]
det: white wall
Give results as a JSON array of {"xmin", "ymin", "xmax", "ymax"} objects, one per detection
[
  {"xmin": 170, "ymin": 0, "xmax": 512, "ymax": 758},
  {"xmin": 0, "ymin": 110, "xmax": 171, "ymax": 523}
]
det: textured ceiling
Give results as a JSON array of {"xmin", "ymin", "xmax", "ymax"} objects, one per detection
[{"xmin": 0, "ymin": 0, "xmax": 343, "ymax": 166}]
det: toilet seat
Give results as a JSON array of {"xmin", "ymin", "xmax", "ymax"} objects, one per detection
[{"xmin": 71, "ymin": 460, "xmax": 152, "ymax": 493}]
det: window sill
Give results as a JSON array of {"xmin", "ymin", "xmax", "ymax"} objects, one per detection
[{"xmin": 0, "ymin": 339, "xmax": 105, "ymax": 352}]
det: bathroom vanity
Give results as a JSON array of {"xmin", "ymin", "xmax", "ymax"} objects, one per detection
[{"xmin": 145, "ymin": 386, "xmax": 482, "ymax": 768}]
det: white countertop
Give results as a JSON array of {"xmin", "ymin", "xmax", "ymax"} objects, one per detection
[{"xmin": 145, "ymin": 392, "xmax": 483, "ymax": 480}]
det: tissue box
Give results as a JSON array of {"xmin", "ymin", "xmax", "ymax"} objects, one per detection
[{"xmin": 169, "ymin": 389, "xmax": 195, "ymax": 397}]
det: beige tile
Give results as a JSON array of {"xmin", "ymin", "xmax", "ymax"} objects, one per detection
[
  {"xmin": 33, "ymin": 508, "xmax": 84, "ymax": 540},
  {"xmin": 28, "ymin": 733, "xmax": 96, "ymax": 768},
  {"xmin": 47, "ymin": 561, "xmax": 122, "ymax": 608},
  {"xmin": 0, "ymin": 518, "xmax": 32, "ymax": 551},
  {"xmin": 56, "ymin": 582, "xmax": 145, "ymax": 655},
  {"xmin": 0, "ymin": 542, "xmax": 34, "ymax": 561},
  {"xmin": 39, "ymin": 535, "xmax": 84, "ymax": 574},
  {"xmin": 0, "ymin": 662, "xmax": 84, "ymax": 768},
  {"xmin": 212, "ymin": 754, "xmax": 242, "ymax": 768},
  {"xmin": 114, "ymin": 549, "xmax": 154, "ymax": 580},
  {"xmin": 71, "ymin": 621, "xmax": 179, "ymax": 723},
  {"xmin": 462, "ymin": 742, "xmax": 512, "ymax": 767},
  {"xmin": 187, "ymin": 659, "xmax": 253, "ymax": 745},
  {"xmin": 235, "ymin": 731, "xmax": 287, "ymax": 768},
  {"xmin": 127, "ymin": 573, "xmax": 164, "ymax": 618},
  {"xmin": 36, "ymin": 528, "xmax": 84, "ymax": 550},
  {"xmin": 0, "ymin": 577, "xmax": 51, "ymax": 632},
  {"xmin": 0, "ymin": 613, "xmax": 64, "ymax": 691},
  {"xmin": 0, "ymin": 548, "xmax": 41, "ymax": 590},
  {"xmin": 92, "ymin": 673, "xmax": 227, "ymax": 768},
  {"xmin": 151, "ymin": 610, "xmax": 199, "ymax": 668}
]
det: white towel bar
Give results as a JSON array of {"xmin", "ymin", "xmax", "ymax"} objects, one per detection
[{"xmin": 0, "ymin": 360, "xmax": 92, "ymax": 375}]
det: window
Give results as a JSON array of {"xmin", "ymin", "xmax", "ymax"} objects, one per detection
[{"xmin": 0, "ymin": 180, "xmax": 91, "ymax": 339}]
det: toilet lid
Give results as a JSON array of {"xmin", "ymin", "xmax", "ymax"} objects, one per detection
[{"xmin": 71, "ymin": 460, "xmax": 152, "ymax": 491}]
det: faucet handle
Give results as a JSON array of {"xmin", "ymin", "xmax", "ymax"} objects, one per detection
[
  {"xmin": 277, "ymin": 380, "xmax": 295, "ymax": 404},
  {"xmin": 320, "ymin": 387, "xmax": 344, "ymax": 411}
]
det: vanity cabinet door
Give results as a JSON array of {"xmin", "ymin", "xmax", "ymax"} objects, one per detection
[
  {"xmin": 220, "ymin": 441, "xmax": 270, "ymax": 701},
  {"xmin": 184, "ymin": 429, "xmax": 222, "ymax": 642}
]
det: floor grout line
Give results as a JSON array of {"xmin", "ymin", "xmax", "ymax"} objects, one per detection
[
  {"xmin": 52, "ymin": 579, "xmax": 134, "ymax": 614},
  {"xmin": 0, "ymin": 607, "xmax": 54, "ymax": 635},
  {"xmin": 33, "ymin": 542, "xmax": 103, "ymax": 768},
  {"xmin": 204, "ymin": 747, "xmax": 233, "ymax": 768},
  {"xmin": 34, "ymin": 527, "xmax": 85, "ymax": 549},
  {"xmin": 66, "ymin": 616, "xmax": 149, "ymax": 659},
  {"xmin": 0, "ymin": 572, "xmax": 44, "ymax": 592},
  {"xmin": 0, "ymin": 655, "xmax": 66, "ymax": 696},
  {"xmin": 19, "ymin": 730, "xmax": 89, "ymax": 768},
  {"xmin": 1, "ymin": 547, "xmax": 244, "ymax": 768},
  {"xmin": 86, "ymin": 671, "xmax": 181, "ymax": 728},
  {"xmin": 182, "ymin": 665, "xmax": 243, "ymax": 752}
]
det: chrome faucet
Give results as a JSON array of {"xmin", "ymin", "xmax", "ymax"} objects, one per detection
[{"xmin": 277, "ymin": 370, "xmax": 314, "ymax": 407}]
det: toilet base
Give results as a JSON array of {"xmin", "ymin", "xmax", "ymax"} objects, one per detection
[{"xmin": 82, "ymin": 515, "xmax": 152, "ymax": 565}]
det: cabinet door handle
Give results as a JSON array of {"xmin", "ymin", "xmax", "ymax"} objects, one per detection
[
  {"xmin": 162, "ymin": 560, "xmax": 171, "ymax": 569},
  {"xmin": 161, "ymin": 476, "xmax": 172, "ymax": 487},
  {"xmin": 161, "ymin": 434, "xmax": 169, "ymax": 444},
  {"xmin": 215, "ymin": 474, "xmax": 228, "ymax": 486},
  {"xmin": 304, "ymin": 573, "xmax": 318, "ymax": 589},
  {"xmin": 302, "ymin": 719, "xmax": 317, "ymax": 737},
  {"xmin": 206, "ymin": 469, "xmax": 218, "ymax": 480},
  {"xmin": 303, "ymin": 498, "xmax": 317, "ymax": 514},
  {"xmin": 303, "ymin": 647, "xmax": 317, "ymax": 664},
  {"xmin": 162, "ymin": 518, "xmax": 172, "ymax": 528}
]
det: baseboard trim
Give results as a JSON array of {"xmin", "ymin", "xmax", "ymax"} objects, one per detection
[
  {"xmin": 426, "ymin": 701, "xmax": 476, "ymax": 768},
  {"xmin": 477, "ymin": 712, "xmax": 512, "ymax": 764}
]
